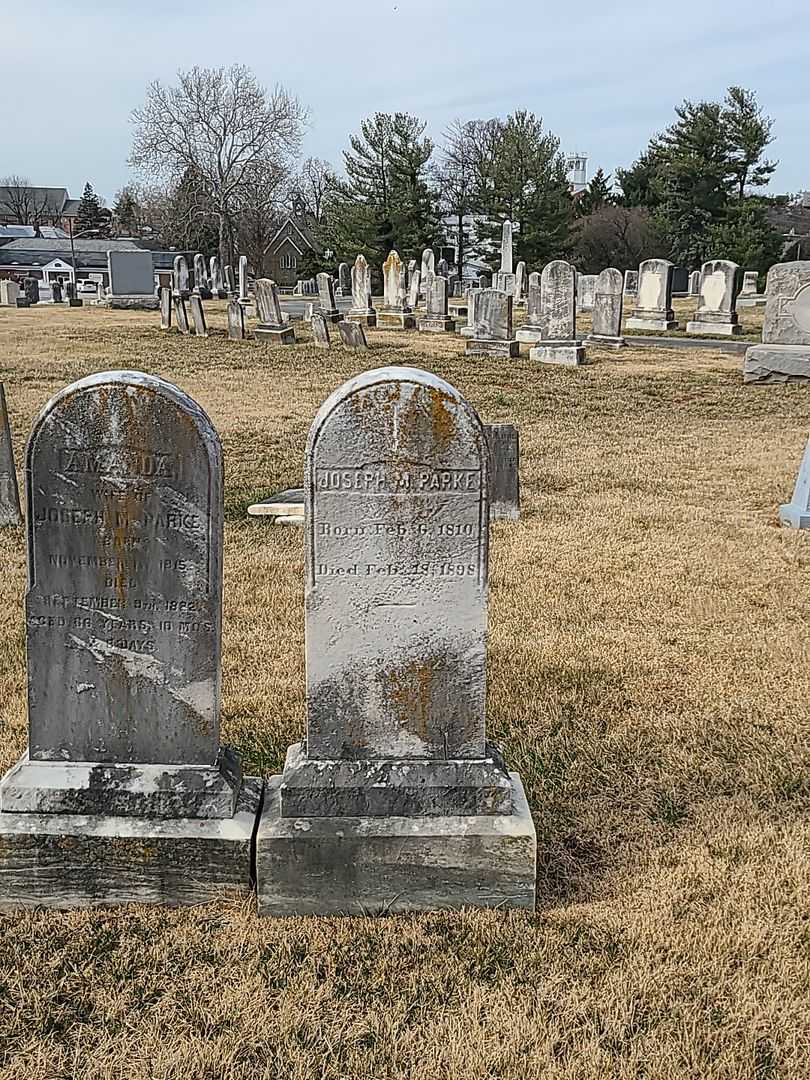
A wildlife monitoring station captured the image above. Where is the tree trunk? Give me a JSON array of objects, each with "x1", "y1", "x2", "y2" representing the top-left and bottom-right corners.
[{"x1": 456, "y1": 209, "x2": 465, "y2": 280}]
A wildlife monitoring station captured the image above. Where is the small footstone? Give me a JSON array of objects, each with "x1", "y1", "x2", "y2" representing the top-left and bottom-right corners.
[{"x1": 338, "y1": 320, "x2": 368, "y2": 351}]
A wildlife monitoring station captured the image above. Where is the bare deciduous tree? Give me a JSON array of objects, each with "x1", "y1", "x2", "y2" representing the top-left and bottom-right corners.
[
  {"x1": 129, "y1": 65, "x2": 307, "y2": 267},
  {"x1": 0, "y1": 175, "x2": 56, "y2": 233},
  {"x1": 291, "y1": 157, "x2": 339, "y2": 225}
]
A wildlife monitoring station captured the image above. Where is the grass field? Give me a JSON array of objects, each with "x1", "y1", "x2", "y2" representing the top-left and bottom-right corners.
[{"x1": 0, "y1": 300, "x2": 807, "y2": 1080}]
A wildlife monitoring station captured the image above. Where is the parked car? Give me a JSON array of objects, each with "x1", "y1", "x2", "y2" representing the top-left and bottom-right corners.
[{"x1": 77, "y1": 280, "x2": 100, "y2": 294}]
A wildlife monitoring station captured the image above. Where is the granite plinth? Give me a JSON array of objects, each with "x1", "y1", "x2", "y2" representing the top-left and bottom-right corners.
[
  {"x1": 255, "y1": 772, "x2": 535, "y2": 917},
  {"x1": 779, "y1": 503, "x2": 810, "y2": 528},
  {"x1": 586, "y1": 334, "x2": 626, "y2": 349},
  {"x1": 515, "y1": 326, "x2": 543, "y2": 344},
  {"x1": 320, "y1": 310, "x2": 343, "y2": 325},
  {"x1": 626, "y1": 318, "x2": 678, "y2": 331},
  {"x1": 247, "y1": 488, "x2": 305, "y2": 523},
  {"x1": 418, "y1": 315, "x2": 457, "y2": 333},
  {"x1": 377, "y1": 311, "x2": 416, "y2": 329},
  {"x1": 530, "y1": 342, "x2": 586, "y2": 366},
  {"x1": 737, "y1": 296, "x2": 767, "y2": 308},
  {"x1": 346, "y1": 311, "x2": 377, "y2": 327},
  {"x1": 68, "y1": 299, "x2": 83, "y2": 308},
  {"x1": 0, "y1": 777, "x2": 262, "y2": 910},
  {"x1": 743, "y1": 345, "x2": 810, "y2": 383},
  {"x1": 254, "y1": 325, "x2": 296, "y2": 345},
  {"x1": 465, "y1": 339, "x2": 519, "y2": 357},
  {"x1": 686, "y1": 321, "x2": 742, "y2": 336},
  {"x1": 105, "y1": 296, "x2": 160, "y2": 311},
  {"x1": 277, "y1": 742, "x2": 512, "y2": 817},
  {"x1": 0, "y1": 748, "x2": 242, "y2": 819}
]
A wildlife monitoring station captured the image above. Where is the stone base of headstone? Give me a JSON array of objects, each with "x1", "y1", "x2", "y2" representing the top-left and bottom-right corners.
[
  {"x1": 0, "y1": 776, "x2": 262, "y2": 910},
  {"x1": 586, "y1": 333, "x2": 626, "y2": 349},
  {"x1": 319, "y1": 309, "x2": 343, "y2": 325},
  {"x1": 105, "y1": 296, "x2": 161, "y2": 311},
  {"x1": 377, "y1": 310, "x2": 417, "y2": 330},
  {"x1": 15, "y1": 299, "x2": 31, "y2": 308},
  {"x1": 515, "y1": 326, "x2": 543, "y2": 344},
  {"x1": 198, "y1": 288, "x2": 213, "y2": 301},
  {"x1": 686, "y1": 319, "x2": 741, "y2": 336},
  {"x1": 418, "y1": 315, "x2": 457, "y2": 333},
  {"x1": 743, "y1": 345, "x2": 810, "y2": 383},
  {"x1": 254, "y1": 324, "x2": 296, "y2": 346},
  {"x1": 529, "y1": 341, "x2": 587, "y2": 366},
  {"x1": 68, "y1": 298, "x2": 83, "y2": 308},
  {"x1": 248, "y1": 488, "x2": 305, "y2": 525},
  {"x1": 779, "y1": 501, "x2": 810, "y2": 529},
  {"x1": 465, "y1": 338, "x2": 520, "y2": 358},
  {"x1": 626, "y1": 317, "x2": 678, "y2": 331},
  {"x1": 346, "y1": 311, "x2": 377, "y2": 327},
  {"x1": 448, "y1": 301, "x2": 469, "y2": 317},
  {"x1": 255, "y1": 770, "x2": 536, "y2": 917},
  {"x1": 737, "y1": 296, "x2": 767, "y2": 308}
]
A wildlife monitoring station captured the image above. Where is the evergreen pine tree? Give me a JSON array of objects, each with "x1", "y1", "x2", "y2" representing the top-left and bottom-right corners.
[
  {"x1": 75, "y1": 182, "x2": 110, "y2": 236},
  {"x1": 112, "y1": 186, "x2": 141, "y2": 236},
  {"x1": 575, "y1": 168, "x2": 614, "y2": 217}
]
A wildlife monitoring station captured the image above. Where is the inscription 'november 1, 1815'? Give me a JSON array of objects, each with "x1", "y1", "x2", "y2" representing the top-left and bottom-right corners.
[{"x1": 26, "y1": 371, "x2": 223, "y2": 767}]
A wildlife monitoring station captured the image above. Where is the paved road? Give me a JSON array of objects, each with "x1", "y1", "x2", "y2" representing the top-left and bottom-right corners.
[{"x1": 280, "y1": 296, "x2": 353, "y2": 321}]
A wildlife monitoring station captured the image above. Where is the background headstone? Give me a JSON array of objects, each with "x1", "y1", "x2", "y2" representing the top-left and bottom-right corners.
[
  {"x1": 0, "y1": 281, "x2": 20, "y2": 307},
  {"x1": 173, "y1": 255, "x2": 190, "y2": 298},
  {"x1": 189, "y1": 293, "x2": 208, "y2": 337},
  {"x1": 624, "y1": 270, "x2": 639, "y2": 295},
  {"x1": 311, "y1": 311, "x2": 331, "y2": 348},
  {"x1": 744, "y1": 261, "x2": 810, "y2": 382},
  {"x1": 227, "y1": 299, "x2": 246, "y2": 340},
  {"x1": 686, "y1": 260, "x2": 741, "y2": 336},
  {"x1": 238, "y1": 255, "x2": 249, "y2": 302},
  {"x1": 173, "y1": 294, "x2": 190, "y2": 334},
  {"x1": 0, "y1": 384, "x2": 22, "y2": 526},
  {"x1": 337, "y1": 320, "x2": 369, "y2": 351},
  {"x1": 529, "y1": 260, "x2": 585, "y2": 366},
  {"x1": 317, "y1": 272, "x2": 341, "y2": 323},
  {"x1": 418, "y1": 275, "x2": 456, "y2": 333},
  {"x1": 626, "y1": 259, "x2": 677, "y2": 331},
  {"x1": 108, "y1": 251, "x2": 154, "y2": 298},
  {"x1": 254, "y1": 279, "x2": 295, "y2": 345},
  {"x1": 465, "y1": 289, "x2": 518, "y2": 356},
  {"x1": 160, "y1": 286, "x2": 172, "y2": 330},
  {"x1": 348, "y1": 254, "x2": 376, "y2": 326},
  {"x1": 487, "y1": 423, "x2": 520, "y2": 522},
  {"x1": 516, "y1": 271, "x2": 543, "y2": 344},
  {"x1": 338, "y1": 262, "x2": 351, "y2": 297},
  {"x1": 587, "y1": 267, "x2": 625, "y2": 348},
  {"x1": 576, "y1": 274, "x2": 597, "y2": 313}
]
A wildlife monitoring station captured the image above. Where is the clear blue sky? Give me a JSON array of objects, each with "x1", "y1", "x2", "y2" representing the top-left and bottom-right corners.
[{"x1": 4, "y1": 0, "x2": 808, "y2": 203}]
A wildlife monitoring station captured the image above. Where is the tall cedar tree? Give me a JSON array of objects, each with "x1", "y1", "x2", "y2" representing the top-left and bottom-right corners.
[
  {"x1": 472, "y1": 111, "x2": 572, "y2": 267},
  {"x1": 75, "y1": 182, "x2": 110, "y2": 237},
  {"x1": 575, "y1": 168, "x2": 614, "y2": 217},
  {"x1": 112, "y1": 187, "x2": 141, "y2": 236},
  {"x1": 321, "y1": 112, "x2": 440, "y2": 268}
]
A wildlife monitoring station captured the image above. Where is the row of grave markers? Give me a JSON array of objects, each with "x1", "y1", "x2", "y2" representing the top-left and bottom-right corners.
[{"x1": 0, "y1": 367, "x2": 534, "y2": 915}]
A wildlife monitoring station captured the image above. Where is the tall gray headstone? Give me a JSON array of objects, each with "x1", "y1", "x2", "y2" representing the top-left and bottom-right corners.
[
  {"x1": 108, "y1": 251, "x2": 154, "y2": 299},
  {"x1": 689, "y1": 269, "x2": 701, "y2": 295},
  {"x1": 193, "y1": 253, "x2": 209, "y2": 296},
  {"x1": 516, "y1": 272, "x2": 543, "y2": 344},
  {"x1": 407, "y1": 270, "x2": 421, "y2": 311},
  {"x1": 514, "y1": 261, "x2": 526, "y2": 304},
  {"x1": 311, "y1": 311, "x2": 331, "y2": 349},
  {"x1": 0, "y1": 371, "x2": 260, "y2": 908},
  {"x1": 500, "y1": 220, "x2": 513, "y2": 275},
  {"x1": 379, "y1": 251, "x2": 415, "y2": 329},
  {"x1": 626, "y1": 259, "x2": 677, "y2": 331},
  {"x1": 238, "y1": 255, "x2": 249, "y2": 302},
  {"x1": 744, "y1": 262, "x2": 810, "y2": 382},
  {"x1": 160, "y1": 286, "x2": 172, "y2": 330},
  {"x1": 624, "y1": 270, "x2": 638, "y2": 295},
  {"x1": 0, "y1": 281, "x2": 20, "y2": 306},
  {"x1": 254, "y1": 279, "x2": 295, "y2": 345},
  {"x1": 224, "y1": 265, "x2": 236, "y2": 297},
  {"x1": 189, "y1": 293, "x2": 208, "y2": 337},
  {"x1": 338, "y1": 262, "x2": 351, "y2": 297},
  {"x1": 317, "y1": 272, "x2": 341, "y2": 323},
  {"x1": 465, "y1": 289, "x2": 519, "y2": 357},
  {"x1": 780, "y1": 436, "x2": 810, "y2": 527},
  {"x1": 418, "y1": 275, "x2": 456, "y2": 333},
  {"x1": 741, "y1": 271, "x2": 760, "y2": 296},
  {"x1": 173, "y1": 255, "x2": 190, "y2": 299},
  {"x1": 256, "y1": 366, "x2": 536, "y2": 916},
  {"x1": 529, "y1": 261, "x2": 586, "y2": 366},
  {"x1": 586, "y1": 267, "x2": 625, "y2": 348},
  {"x1": 686, "y1": 260, "x2": 741, "y2": 336},
  {"x1": 0, "y1": 384, "x2": 22, "y2": 526},
  {"x1": 227, "y1": 299, "x2": 246, "y2": 340},
  {"x1": 348, "y1": 254, "x2": 376, "y2": 326},
  {"x1": 173, "y1": 293, "x2": 190, "y2": 335},
  {"x1": 576, "y1": 274, "x2": 597, "y2": 313},
  {"x1": 210, "y1": 256, "x2": 226, "y2": 299}
]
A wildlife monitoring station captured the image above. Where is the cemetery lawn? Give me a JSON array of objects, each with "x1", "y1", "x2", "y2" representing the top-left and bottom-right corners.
[{"x1": 0, "y1": 303, "x2": 808, "y2": 1080}]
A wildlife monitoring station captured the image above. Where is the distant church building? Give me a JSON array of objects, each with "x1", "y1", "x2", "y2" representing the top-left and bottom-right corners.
[
  {"x1": 264, "y1": 196, "x2": 321, "y2": 288},
  {"x1": 566, "y1": 154, "x2": 588, "y2": 195}
]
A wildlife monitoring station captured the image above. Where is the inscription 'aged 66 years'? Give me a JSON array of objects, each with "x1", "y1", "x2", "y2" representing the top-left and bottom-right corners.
[{"x1": 25, "y1": 371, "x2": 222, "y2": 767}]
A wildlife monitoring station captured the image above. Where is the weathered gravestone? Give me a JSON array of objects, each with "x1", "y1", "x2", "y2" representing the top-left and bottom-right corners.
[
  {"x1": 317, "y1": 272, "x2": 341, "y2": 324},
  {"x1": 311, "y1": 311, "x2": 331, "y2": 349},
  {"x1": 338, "y1": 262, "x2": 351, "y2": 297},
  {"x1": 238, "y1": 255, "x2": 249, "y2": 303},
  {"x1": 224, "y1": 265, "x2": 236, "y2": 297},
  {"x1": 689, "y1": 270, "x2": 701, "y2": 295},
  {"x1": 514, "y1": 261, "x2": 526, "y2": 305},
  {"x1": 193, "y1": 253, "x2": 212, "y2": 299},
  {"x1": 624, "y1": 270, "x2": 638, "y2": 295},
  {"x1": 488, "y1": 423, "x2": 520, "y2": 521},
  {"x1": 338, "y1": 320, "x2": 369, "y2": 351},
  {"x1": 420, "y1": 249, "x2": 435, "y2": 299},
  {"x1": 173, "y1": 293, "x2": 190, "y2": 335},
  {"x1": 459, "y1": 288, "x2": 479, "y2": 338},
  {"x1": 107, "y1": 251, "x2": 155, "y2": 308},
  {"x1": 744, "y1": 261, "x2": 810, "y2": 382},
  {"x1": 51, "y1": 280, "x2": 63, "y2": 304},
  {"x1": 24, "y1": 277, "x2": 40, "y2": 304},
  {"x1": 586, "y1": 267, "x2": 625, "y2": 348},
  {"x1": 738, "y1": 269, "x2": 766, "y2": 308},
  {"x1": 516, "y1": 271, "x2": 543, "y2": 344},
  {"x1": 347, "y1": 254, "x2": 377, "y2": 327},
  {"x1": 173, "y1": 293, "x2": 190, "y2": 334},
  {"x1": 64, "y1": 281, "x2": 82, "y2": 307},
  {"x1": 0, "y1": 384, "x2": 22, "y2": 526},
  {"x1": 189, "y1": 294, "x2": 208, "y2": 337},
  {"x1": 255, "y1": 366, "x2": 536, "y2": 916},
  {"x1": 173, "y1": 255, "x2": 190, "y2": 299},
  {"x1": 529, "y1": 260, "x2": 586, "y2": 366},
  {"x1": 418, "y1": 275, "x2": 456, "y2": 333},
  {"x1": 159, "y1": 286, "x2": 172, "y2": 330},
  {"x1": 0, "y1": 371, "x2": 260, "y2": 908},
  {"x1": 254, "y1": 279, "x2": 295, "y2": 345},
  {"x1": 378, "y1": 250, "x2": 416, "y2": 329},
  {"x1": 227, "y1": 299, "x2": 246, "y2": 340},
  {"x1": 576, "y1": 274, "x2": 597, "y2": 313},
  {"x1": 0, "y1": 280, "x2": 20, "y2": 306},
  {"x1": 779, "y1": 436, "x2": 810, "y2": 528},
  {"x1": 465, "y1": 289, "x2": 519, "y2": 357},
  {"x1": 686, "y1": 260, "x2": 741, "y2": 336},
  {"x1": 210, "y1": 256, "x2": 226, "y2": 299},
  {"x1": 407, "y1": 270, "x2": 421, "y2": 311},
  {"x1": 626, "y1": 259, "x2": 677, "y2": 331}
]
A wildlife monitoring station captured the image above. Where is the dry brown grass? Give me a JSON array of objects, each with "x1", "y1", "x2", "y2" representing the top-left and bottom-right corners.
[{"x1": 0, "y1": 303, "x2": 807, "y2": 1080}]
